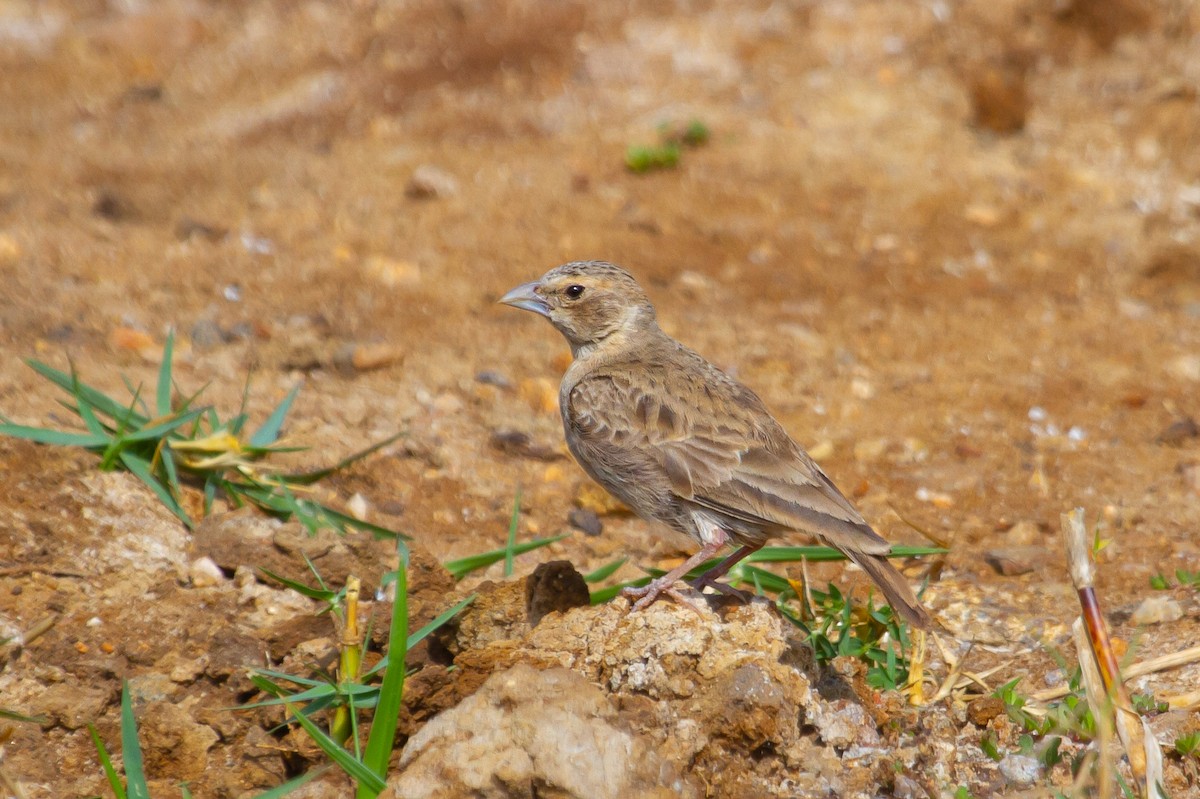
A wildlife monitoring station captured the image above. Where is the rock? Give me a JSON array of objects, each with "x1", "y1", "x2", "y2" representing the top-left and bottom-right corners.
[
  {"x1": 107, "y1": 326, "x2": 157, "y2": 357},
  {"x1": 422, "y1": 595, "x2": 860, "y2": 797},
  {"x1": 1157, "y1": 416, "x2": 1199, "y2": 445},
  {"x1": 39, "y1": 683, "x2": 111, "y2": 730},
  {"x1": 808, "y1": 698, "x2": 881, "y2": 749},
  {"x1": 138, "y1": 700, "x2": 219, "y2": 782},
  {"x1": 361, "y1": 255, "x2": 421, "y2": 288},
  {"x1": 968, "y1": 63, "x2": 1029, "y2": 134},
  {"x1": 966, "y1": 696, "x2": 1005, "y2": 727},
  {"x1": 567, "y1": 507, "x2": 602, "y2": 537},
  {"x1": 348, "y1": 342, "x2": 406, "y2": 371},
  {"x1": 190, "y1": 509, "x2": 401, "y2": 593},
  {"x1": 384, "y1": 663, "x2": 696, "y2": 799},
  {"x1": 489, "y1": 429, "x2": 561, "y2": 461},
  {"x1": 1003, "y1": 520, "x2": 1041, "y2": 546},
  {"x1": 475, "y1": 370, "x2": 512, "y2": 389},
  {"x1": 405, "y1": 165, "x2": 460, "y2": 200},
  {"x1": 1130, "y1": 595, "x2": 1184, "y2": 626},
  {"x1": 998, "y1": 753, "x2": 1041, "y2": 786},
  {"x1": 189, "y1": 556, "x2": 225, "y2": 587},
  {"x1": 982, "y1": 548, "x2": 1037, "y2": 576},
  {"x1": 525, "y1": 561, "x2": 589, "y2": 626},
  {"x1": 189, "y1": 319, "x2": 224, "y2": 349}
]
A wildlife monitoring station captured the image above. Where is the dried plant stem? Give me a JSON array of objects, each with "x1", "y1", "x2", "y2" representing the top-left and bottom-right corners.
[
  {"x1": 331, "y1": 576, "x2": 362, "y2": 746},
  {"x1": 1032, "y1": 643, "x2": 1200, "y2": 703},
  {"x1": 1061, "y1": 508, "x2": 1165, "y2": 799}
]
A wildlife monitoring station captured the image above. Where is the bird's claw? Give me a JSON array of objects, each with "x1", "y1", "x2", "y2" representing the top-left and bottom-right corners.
[{"x1": 621, "y1": 578, "x2": 708, "y2": 616}]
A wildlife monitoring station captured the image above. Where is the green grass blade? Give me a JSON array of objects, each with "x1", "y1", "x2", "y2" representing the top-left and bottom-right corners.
[
  {"x1": 258, "y1": 568, "x2": 340, "y2": 603},
  {"x1": 504, "y1": 489, "x2": 521, "y2": 578},
  {"x1": 160, "y1": 447, "x2": 181, "y2": 501},
  {"x1": 25, "y1": 358, "x2": 149, "y2": 426},
  {"x1": 119, "y1": 683, "x2": 150, "y2": 799},
  {"x1": 0, "y1": 424, "x2": 109, "y2": 448},
  {"x1": 282, "y1": 431, "x2": 407, "y2": 485},
  {"x1": 249, "y1": 385, "x2": 300, "y2": 448},
  {"x1": 589, "y1": 577, "x2": 650, "y2": 605},
  {"x1": 0, "y1": 708, "x2": 49, "y2": 724},
  {"x1": 118, "y1": 407, "x2": 208, "y2": 444},
  {"x1": 251, "y1": 766, "x2": 330, "y2": 799},
  {"x1": 745, "y1": 545, "x2": 947, "y2": 564},
  {"x1": 443, "y1": 534, "x2": 568, "y2": 581},
  {"x1": 730, "y1": 564, "x2": 792, "y2": 593},
  {"x1": 287, "y1": 702, "x2": 387, "y2": 794},
  {"x1": 119, "y1": 452, "x2": 194, "y2": 529},
  {"x1": 361, "y1": 556, "x2": 408, "y2": 798},
  {"x1": 120, "y1": 375, "x2": 152, "y2": 418},
  {"x1": 156, "y1": 332, "x2": 174, "y2": 417},
  {"x1": 88, "y1": 724, "x2": 127, "y2": 799},
  {"x1": 408, "y1": 595, "x2": 472, "y2": 650},
  {"x1": 364, "y1": 594, "x2": 474, "y2": 679},
  {"x1": 70, "y1": 369, "x2": 109, "y2": 437},
  {"x1": 311, "y1": 503, "x2": 411, "y2": 542},
  {"x1": 583, "y1": 558, "x2": 627, "y2": 583}
]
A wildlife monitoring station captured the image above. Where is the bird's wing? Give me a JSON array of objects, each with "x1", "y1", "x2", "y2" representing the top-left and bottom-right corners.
[{"x1": 567, "y1": 366, "x2": 891, "y2": 554}]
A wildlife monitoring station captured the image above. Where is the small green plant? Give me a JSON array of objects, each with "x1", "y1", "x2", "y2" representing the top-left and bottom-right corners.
[
  {"x1": 89, "y1": 683, "x2": 150, "y2": 799},
  {"x1": 625, "y1": 119, "x2": 711, "y2": 173},
  {"x1": 1150, "y1": 569, "x2": 1200, "y2": 590},
  {"x1": 953, "y1": 787, "x2": 978, "y2": 799},
  {"x1": 625, "y1": 142, "x2": 681, "y2": 173},
  {"x1": 1130, "y1": 692, "x2": 1168, "y2": 714},
  {"x1": 1176, "y1": 731, "x2": 1200, "y2": 758},
  {"x1": 0, "y1": 334, "x2": 406, "y2": 544},
  {"x1": 979, "y1": 731, "x2": 1003, "y2": 762},
  {"x1": 248, "y1": 545, "x2": 471, "y2": 798}
]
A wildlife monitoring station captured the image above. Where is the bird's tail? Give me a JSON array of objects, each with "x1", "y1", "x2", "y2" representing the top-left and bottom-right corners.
[{"x1": 842, "y1": 549, "x2": 932, "y2": 630}]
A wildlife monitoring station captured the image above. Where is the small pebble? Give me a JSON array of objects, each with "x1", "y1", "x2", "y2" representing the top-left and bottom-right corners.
[
  {"x1": 190, "y1": 319, "x2": 224, "y2": 348},
  {"x1": 1130, "y1": 595, "x2": 1183, "y2": 626},
  {"x1": 966, "y1": 696, "x2": 1004, "y2": 726},
  {"x1": 190, "y1": 556, "x2": 226, "y2": 588},
  {"x1": 405, "y1": 164, "x2": 459, "y2": 199},
  {"x1": 983, "y1": 549, "x2": 1035, "y2": 576},
  {"x1": 1157, "y1": 416, "x2": 1199, "y2": 445},
  {"x1": 347, "y1": 493, "x2": 370, "y2": 521},
  {"x1": 568, "y1": 508, "x2": 603, "y2": 537},
  {"x1": 998, "y1": 754, "x2": 1040, "y2": 786},
  {"x1": 362, "y1": 255, "x2": 421, "y2": 288},
  {"x1": 475, "y1": 370, "x2": 512, "y2": 389}
]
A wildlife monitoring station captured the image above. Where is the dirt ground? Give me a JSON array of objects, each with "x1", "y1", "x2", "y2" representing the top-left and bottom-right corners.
[{"x1": 2, "y1": 0, "x2": 1200, "y2": 796}]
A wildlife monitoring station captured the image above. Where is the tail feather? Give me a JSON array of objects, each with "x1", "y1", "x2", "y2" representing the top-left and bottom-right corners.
[{"x1": 842, "y1": 548, "x2": 932, "y2": 630}]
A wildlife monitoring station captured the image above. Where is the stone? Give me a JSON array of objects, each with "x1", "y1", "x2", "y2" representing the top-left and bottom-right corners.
[{"x1": 384, "y1": 663, "x2": 695, "y2": 799}]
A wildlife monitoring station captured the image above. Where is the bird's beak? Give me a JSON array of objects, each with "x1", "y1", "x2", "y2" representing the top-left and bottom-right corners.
[{"x1": 498, "y1": 281, "x2": 551, "y2": 317}]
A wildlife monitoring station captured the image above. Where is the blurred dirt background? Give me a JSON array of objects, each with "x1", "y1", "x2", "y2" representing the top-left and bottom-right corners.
[{"x1": 2, "y1": 0, "x2": 1200, "y2": 796}]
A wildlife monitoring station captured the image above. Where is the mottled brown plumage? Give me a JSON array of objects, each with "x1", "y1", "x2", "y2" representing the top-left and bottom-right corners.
[{"x1": 500, "y1": 261, "x2": 931, "y2": 628}]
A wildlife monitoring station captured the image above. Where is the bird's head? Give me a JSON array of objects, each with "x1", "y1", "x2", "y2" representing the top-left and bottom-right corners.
[{"x1": 499, "y1": 261, "x2": 657, "y2": 354}]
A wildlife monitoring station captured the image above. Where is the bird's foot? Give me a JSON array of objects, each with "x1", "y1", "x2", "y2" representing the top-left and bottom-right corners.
[
  {"x1": 621, "y1": 577, "x2": 707, "y2": 615},
  {"x1": 688, "y1": 575, "x2": 756, "y2": 604}
]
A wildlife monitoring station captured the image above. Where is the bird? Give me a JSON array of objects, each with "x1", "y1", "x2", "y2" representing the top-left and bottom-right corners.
[{"x1": 499, "y1": 260, "x2": 932, "y2": 629}]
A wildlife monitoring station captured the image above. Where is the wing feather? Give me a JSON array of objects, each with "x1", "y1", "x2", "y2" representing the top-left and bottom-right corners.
[{"x1": 565, "y1": 361, "x2": 890, "y2": 554}]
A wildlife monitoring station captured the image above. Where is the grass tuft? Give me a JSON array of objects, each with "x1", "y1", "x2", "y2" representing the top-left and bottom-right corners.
[{"x1": 0, "y1": 334, "x2": 408, "y2": 547}]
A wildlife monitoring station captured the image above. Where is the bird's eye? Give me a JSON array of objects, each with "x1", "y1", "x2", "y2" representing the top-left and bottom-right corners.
[{"x1": 564, "y1": 284, "x2": 585, "y2": 299}]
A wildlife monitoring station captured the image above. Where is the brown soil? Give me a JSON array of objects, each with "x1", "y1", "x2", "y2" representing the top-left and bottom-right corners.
[{"x1": 2, "y1": 0, "x2": 1199, "y2": 796}]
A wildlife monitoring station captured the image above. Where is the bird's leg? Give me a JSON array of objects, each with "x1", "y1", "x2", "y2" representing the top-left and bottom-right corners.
[
  {"x1": 689, "y1": 543, "x2": 763, "y2": 602},
  {"x1": 621, "y1": 532, "x2": 730, "y2": 613}
]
